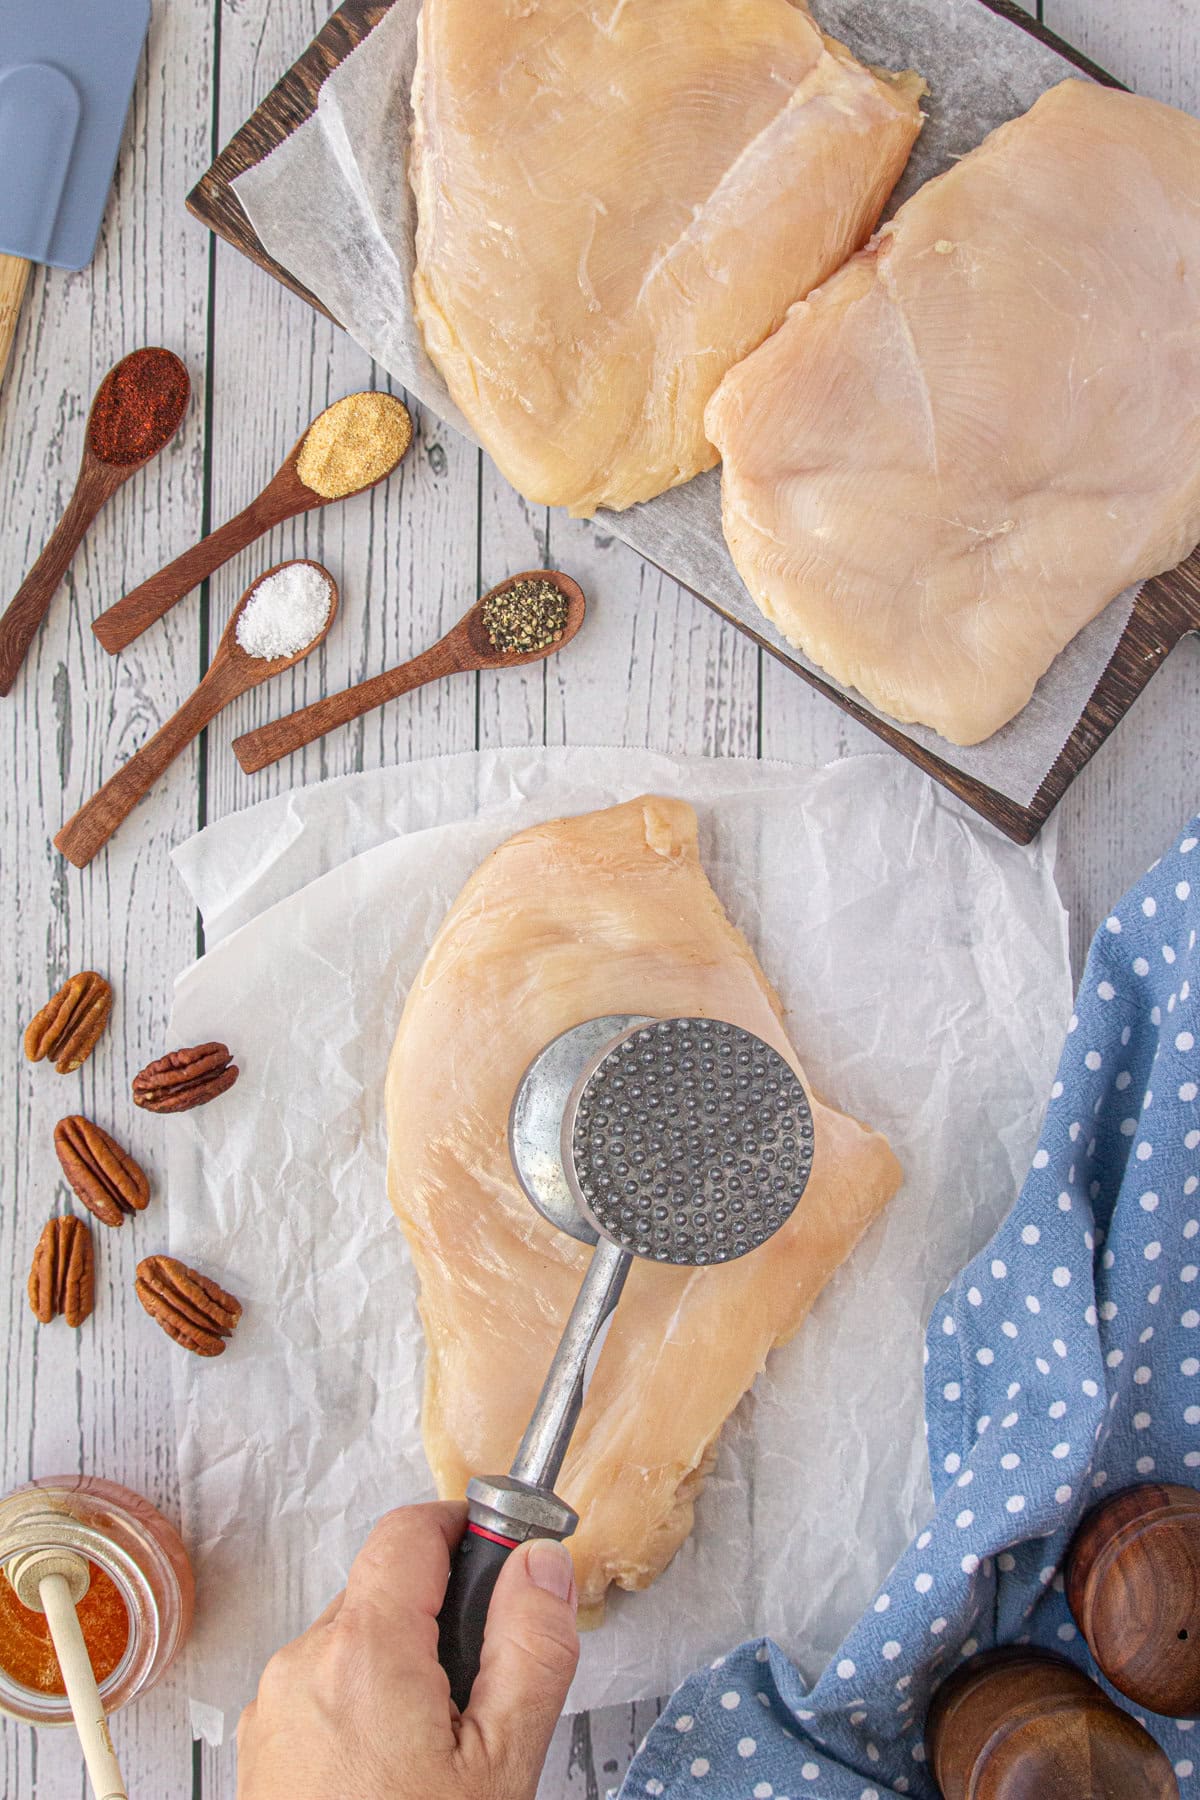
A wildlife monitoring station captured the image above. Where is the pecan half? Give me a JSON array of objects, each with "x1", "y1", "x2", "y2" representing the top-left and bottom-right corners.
[
  {"x1": 54, "y1": 1116, "x2": 149, "y2": 1228},
  {"x1": 132, "y1": 1043, "x2": 238, "y2": 1114},
  {"x1": 24, "y1": 973, "x2": 113, "y2": 1073},
  {"x1": 135, "y1": 1255, "x2": 242, "y2": 1357},
  {"x1": 28, "y1": 1217, "x2": 95, "y2": 1327}
]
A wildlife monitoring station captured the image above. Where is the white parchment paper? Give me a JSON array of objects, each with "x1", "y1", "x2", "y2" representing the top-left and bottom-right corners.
[
  {"x1": 231, "y1": 0, "x2": 1142, "y2": 808},
  {"x1": 163, "y1": 748, "x2": 1071, "y2": 1743}
]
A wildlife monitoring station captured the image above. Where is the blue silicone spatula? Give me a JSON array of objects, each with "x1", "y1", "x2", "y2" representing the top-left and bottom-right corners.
[{"x1": 0, "y1": 0, "x2": 150, "y2": 389}]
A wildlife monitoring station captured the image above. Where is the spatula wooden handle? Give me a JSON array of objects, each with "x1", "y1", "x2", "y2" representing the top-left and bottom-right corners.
[
  {"x1": 55, "y1": 670, "x2": 235, "y2": 867},
  {"x1": 232, "y1": 640, "x2": 460, "y2": 772},
  {"x1": 0, "y1": 460, "x2": 124, "y2": 696},
  {"x1": 0, "y1": 254, "x2": 31, "y2": 390},
  {"x1": 92, "y1": 497, "x2": 279, "y2": 654}
]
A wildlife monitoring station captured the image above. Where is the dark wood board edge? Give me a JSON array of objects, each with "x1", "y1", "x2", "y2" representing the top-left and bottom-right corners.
[
  {"x1": 630, "y1": 554, "x2": 1045, "y2": 843},
  {"x1": 1030, "y1": 561, "x2": 1200, "y2": 821},
  {"x1": 976, "y1": 0, "x2": 1127, "y2": 90},
  {"x1": 630, "y1": 549, "x2": 1193, "y2": 844},
  {"x1": 186, "y1": 0, "x2": 391, "y2": 318},
  {"x1": 185, "y1": 0, "x2": 1200, "y2": 844}
]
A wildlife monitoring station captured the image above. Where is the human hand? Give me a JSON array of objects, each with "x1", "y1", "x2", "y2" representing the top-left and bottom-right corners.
[{"x1": 237, "y1": 1501, "x2": 579, "y2": 1800}]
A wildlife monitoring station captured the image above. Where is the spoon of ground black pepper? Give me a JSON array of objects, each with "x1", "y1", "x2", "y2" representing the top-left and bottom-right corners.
[
  {"x1": 56, "y1": 560, "x2": 339, "y2": 867},
  {"x1": 232, "y1": 569, "x2": 585, "y2": 774},
  {"x1": 0, "y1": 347, "x2": 190, "y2": 696},
  {"x1": 91, "y1": 392, "x2": 412, "y2": 654}
]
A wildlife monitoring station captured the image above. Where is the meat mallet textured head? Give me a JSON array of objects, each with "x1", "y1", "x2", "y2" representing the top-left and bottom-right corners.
[{"x1": 567, "y1": 1018, "x2": 813, "y2": 1265}]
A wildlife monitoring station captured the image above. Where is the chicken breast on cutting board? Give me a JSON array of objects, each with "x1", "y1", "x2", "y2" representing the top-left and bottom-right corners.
[
  {"x1": 409, "y1": 0, "x2": 924, "y2": 518},
  {"x1": 706, "y1": 79, "x2": 1200, "y2": 746},
  {"x1": 385, "y1": 797, "x2": 901, "y2": 1622}
]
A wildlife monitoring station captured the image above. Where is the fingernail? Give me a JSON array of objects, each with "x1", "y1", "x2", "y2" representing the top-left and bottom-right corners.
[{"x1": 526, "y1": 1538, "x2": 576, "y2": 1603}]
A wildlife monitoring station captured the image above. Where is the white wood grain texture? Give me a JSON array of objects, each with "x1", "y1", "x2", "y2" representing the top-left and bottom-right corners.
[
  {"x1": 195, "y1": 286, "x2": 479, "y2": 814},
  {"x1": 198, "y1": 4, "x2": 480, "y2": 1792},
  {"x1": 197, "y1": 13, "x2": 479, "y2": 836},
  {"x1": 545, "y1": 516, "x2": 762, "y2": 760},
  {"x1": 131, "y1": 8, "x2": 1200, "y2": 1799},
  {"x1": 200, "y1": 368, "x2": 481, "y2": 808},
  {"x1": 767, "y1": 0, "x2": 1200, "y2": 985},
  {"x1": 541, "y1": 1699, "x2": 665, "y2": 1800},
  {"x1": 1, "y1": 6, "x2": 1193, "y2": 1800},
  {"x1": 194, "y1": 0, "x2": 479, "y2": 814},
  {"x1": 1039, "y1": 0, "x2": 1200, "y2": 975},
  {"x1": 477, "y1": 463, "x2": 549, "y2": 746},
  {"x1": 472, "y1": 415, "x2": 763, "y2": 1800},
  {"x1": 1047, "y1": 0, "x2": 1197, "y2": 108},
  {"x1": 0, "y1": 1, "x2": 212, "y2": 1796}
]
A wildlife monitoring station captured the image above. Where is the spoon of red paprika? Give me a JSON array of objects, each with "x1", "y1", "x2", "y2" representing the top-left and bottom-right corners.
[{"x1": 0, "y1": 347, "x2": 190, "y2": 697}]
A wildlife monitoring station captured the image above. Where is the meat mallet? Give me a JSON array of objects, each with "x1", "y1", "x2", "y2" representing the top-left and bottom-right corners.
[{"x1": 436, "y1": 1014, "x2": 815, "y2": 1710}]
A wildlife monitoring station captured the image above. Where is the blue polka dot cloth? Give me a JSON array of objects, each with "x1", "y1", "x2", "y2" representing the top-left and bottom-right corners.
[{"x1": 622, "y1": 816, "x2": 1200, "y2": 1800}]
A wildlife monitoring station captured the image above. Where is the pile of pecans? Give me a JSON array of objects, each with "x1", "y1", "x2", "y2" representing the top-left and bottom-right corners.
[{"x1": 22, "y1": 971, "x2": 244, "y2": 1355}]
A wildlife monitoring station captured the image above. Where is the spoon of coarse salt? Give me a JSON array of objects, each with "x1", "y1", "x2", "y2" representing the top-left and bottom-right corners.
[
  {"x1": 55, "y1": 560, "x2": 338, "y2": 868},
  {"x1": 92, "y1": 391, "x2": 411, "y2": 654},
  {"x1": 232, "y1": 568, "x2": 586, "y2": 773}
]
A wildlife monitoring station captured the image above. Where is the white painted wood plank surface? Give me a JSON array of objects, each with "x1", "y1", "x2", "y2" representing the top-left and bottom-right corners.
[
  {"x1": 0, "y1": 1, "x2": 213, "y2": 1795},
  {"x1": 1036, "y1": 0, "x2": 1200, "y2": 978},
  {"x1": 194, "y1": 21, "x2": 480, "y2": 837},
  {"x1": 477, "y1": 465, "x2": 763, "y2": 1800},
  {"x1": 1047, "y1": 0, "x2": 1197, "y2": 108},
  {"x1": 2, "y1": 4, "x2": 1198, "y2": 1800}
]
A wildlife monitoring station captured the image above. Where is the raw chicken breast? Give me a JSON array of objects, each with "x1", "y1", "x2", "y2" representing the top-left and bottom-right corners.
[
  {"x1": 385, "y1": 797, "x2": 901, "y2": 1622},
  {"x1": 410, "y1": 0, "x2": 923, "y2": 517},
  {"x1": 706, "y1": 79, "x2": 1200, "y2": 746}
]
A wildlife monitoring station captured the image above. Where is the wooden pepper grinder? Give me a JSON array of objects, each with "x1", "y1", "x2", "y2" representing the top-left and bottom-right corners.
[
  {"x1": 927, "y1": 1646, "x2": 1179, "y2": 1798},
  {"x1": 1066, "y1": 1481, "x2": 1200, "y2": 1716}
]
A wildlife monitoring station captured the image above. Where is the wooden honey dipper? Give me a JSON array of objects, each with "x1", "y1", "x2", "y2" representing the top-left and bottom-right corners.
[{"x1": 5, "y1": 1547, "x2": 127, "y2": 1800}]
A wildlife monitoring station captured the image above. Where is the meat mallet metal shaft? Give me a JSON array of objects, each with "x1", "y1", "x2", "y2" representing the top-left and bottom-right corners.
[{"x1": 436, "y1": 1015, "x2": 815, "y2": 1711}]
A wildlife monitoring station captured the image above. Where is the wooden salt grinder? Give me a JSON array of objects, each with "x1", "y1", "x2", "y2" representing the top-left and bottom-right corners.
[
  {"x1": 927, "y1": 1646, "x2": 1179, "y2": 1798},
  {"x1": 1066, "y1": 1481, "x2": 1200, "y2": 1717}
]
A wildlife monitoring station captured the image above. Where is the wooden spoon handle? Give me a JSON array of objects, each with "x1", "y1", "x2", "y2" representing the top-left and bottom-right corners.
[
  {"x1": 92, "y1": 496, "x2": 279, "y2": 654},
  {"x1": 232, "y1": 641, "x2": 460, "y2": 772},
  {"x1": 0, "y1": 254, "x2": 30, "y2": 390},
  {"x1": 0, "y1": 463, "x2": 121, "y2": 696},
  {"x1": 55, "y1": 671, "x2": 235, "y2": 867}
]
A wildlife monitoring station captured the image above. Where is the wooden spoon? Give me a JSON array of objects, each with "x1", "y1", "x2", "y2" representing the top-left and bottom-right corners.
[
  {"x1": 0, "y1": 347, "x2": 190, "y2": 695},
  {"x1": 92, "y1": 393, "x2": 413, "y2": 654},
  {"x1": 233, "y1": 569, "x2": 586, "y2": 774},
  {"x1": 55, "y1": 560, "x2": 339, "y2": 868}
]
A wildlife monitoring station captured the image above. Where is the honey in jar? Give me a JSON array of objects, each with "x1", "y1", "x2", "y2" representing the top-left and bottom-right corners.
[
  {"x1": 0, "y1": 1557, "x2": 129, "y2": 1694},
  {"x1": 0, "y1": 1475, "x2": 194, "y2": 1726}
]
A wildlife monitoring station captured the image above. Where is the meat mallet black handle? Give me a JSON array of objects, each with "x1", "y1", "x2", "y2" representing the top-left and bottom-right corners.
[{"x1": 438, "y1": 1525, "x2": 517, "y2": 1711}]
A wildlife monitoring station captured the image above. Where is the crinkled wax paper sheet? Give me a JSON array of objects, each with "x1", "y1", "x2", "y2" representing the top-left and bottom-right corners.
[
  {"x1": 165, "y1": 748, "x2": 1071, "y2": 1743},
  {"x1": 231, "y1": 0, "x2": 1141, "y2": 809}
]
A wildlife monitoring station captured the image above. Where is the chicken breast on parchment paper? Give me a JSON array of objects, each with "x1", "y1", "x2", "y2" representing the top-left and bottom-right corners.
[
  {"x1": 386, "y1": 797, "x2": 901, "y2": 1620},
  {"x1": 706, "y1": 80, "x2": 1200, "y2": 747},
  {"x1": 410, "y1": 0, "x2": 923, "y2": 517}
]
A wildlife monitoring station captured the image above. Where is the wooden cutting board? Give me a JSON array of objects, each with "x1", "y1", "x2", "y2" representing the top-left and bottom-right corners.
[{"x1": 187, "y1": 0, "x2": 1200, "y2": 845}]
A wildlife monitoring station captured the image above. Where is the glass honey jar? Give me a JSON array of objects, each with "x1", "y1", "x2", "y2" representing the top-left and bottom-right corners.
[{"x1": 0, "y1": 1475, "x2": 194, "y2": 1726}]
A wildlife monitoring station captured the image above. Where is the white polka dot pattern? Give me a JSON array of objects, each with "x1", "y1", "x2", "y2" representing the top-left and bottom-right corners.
[{"x1": 624, "y1": 819, "x2": 1200, "y2": 1799}]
